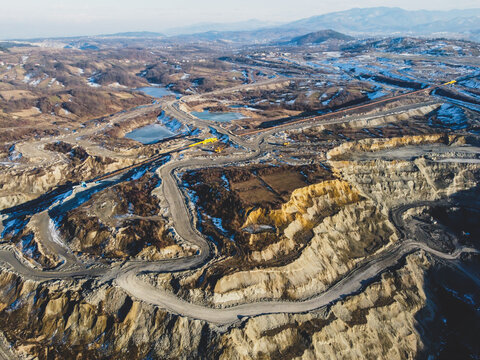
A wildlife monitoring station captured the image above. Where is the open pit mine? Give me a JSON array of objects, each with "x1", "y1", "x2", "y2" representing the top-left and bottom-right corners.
[{"x1": 0, "y1": 30, "x2": 479, "y2": 360}]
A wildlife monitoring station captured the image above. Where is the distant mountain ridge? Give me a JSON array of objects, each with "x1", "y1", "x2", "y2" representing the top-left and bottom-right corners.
[
  {"x1": 286, "y1": 30, "x2": 354, "y2": 45},
  {"x1": 280, "y1": 7, "x2": 480, "y2": 37},
  {"x1": 8, "y1": 7, "x2": 480, "y2": 44},
  {"x1": 103, "y1": 31, "x2": 164, "y2": 38},
  {"x1": 164, "y1": 19, "x2": 282, "y2": 36},
  {"x1": 167, "y1": 7, "x2": 480, "y2": 43}
]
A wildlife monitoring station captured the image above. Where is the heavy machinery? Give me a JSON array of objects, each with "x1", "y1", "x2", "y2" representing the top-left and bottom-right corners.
[
  {"x1": 188, "y1": 137, "x2": 218, "y2": 148},
  {"x1": 215, "y1": 145, "x2": 226, "y2": 153}
]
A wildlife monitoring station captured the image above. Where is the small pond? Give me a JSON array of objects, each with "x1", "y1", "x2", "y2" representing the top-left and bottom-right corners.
[
  {"x1": 125, "y1": 124, "x2": 175, "y2": 144},
  {"x1": 191, "y1": 110, "x2": 245, "y2": 122},
  {"x1": 136, "y1": 86, "x2": 179, "y2": 99}
]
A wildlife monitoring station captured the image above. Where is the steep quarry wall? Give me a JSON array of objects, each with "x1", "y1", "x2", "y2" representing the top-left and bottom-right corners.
[
  {"x1": 0, "y1": 269, "x2": 211, "y2": 359},
  {"x1": 218, "y1": 253, "x2": 432, "y2": 360},
  {"x1": 0, "y1": 154, "x2": 136, "y2": 211},
  {"x1": 203, "y1": 135, "x2": 480, "y2": 306},
  {"x1": 213, "y1": 197, "x2": 396, "y2": 305}
]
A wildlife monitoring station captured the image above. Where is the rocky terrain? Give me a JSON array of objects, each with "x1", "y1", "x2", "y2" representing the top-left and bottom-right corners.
[{"x1": 0, "y1": 35, "x2": 479, "y2": 360}]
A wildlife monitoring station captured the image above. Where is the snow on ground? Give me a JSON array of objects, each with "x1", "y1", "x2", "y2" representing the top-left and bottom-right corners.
[
  {"x1": 8, "y1": 145, "x2": 22, "y2": 162},
  {"x1": 22, "y1": 74, "x2": 33, "y2": 83},
  {"x1": 108, "y1": 82, "x2": 127, "y2": 88},
  {"x1": 460, "y1": 78, "x2": 480, "y2": 90},
  {"x1": 157, "y1": 111, "x2": 189, "y2": 134},
  {"x1": 220, "y1": 174, "x2": 230, "y2": 192},
  {"x1": 87, "y1": 73, "x2": 100, "y2": 87},
  {"x1": 429, "y1": 104, "x2": 469, "y2": 130},
  {"x1": 48, "y1": 219, "x2": 69, "y2": 249},
  {"x1": 366, "y1": 86, "x2": 387, "y2": 100}
]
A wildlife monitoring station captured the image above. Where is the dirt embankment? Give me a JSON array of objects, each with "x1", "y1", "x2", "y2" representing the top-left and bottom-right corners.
[
  {"x1": 0, "y1": 143, "x2": 136, "y2": 211},
  {"x1": 60, "y1": 174, "x2": 190, "y2": 260}
]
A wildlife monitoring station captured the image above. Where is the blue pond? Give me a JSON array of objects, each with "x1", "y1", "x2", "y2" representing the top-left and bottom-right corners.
[
  {"x1": 191, "y1": 110, "x2": 245, "y2": 122},
  {"x1": 136, "y1": 86, "x2": 179, "y2": 99},
  {"x1": 125, "y1": 124, "x2": 175, "y2": 144}
]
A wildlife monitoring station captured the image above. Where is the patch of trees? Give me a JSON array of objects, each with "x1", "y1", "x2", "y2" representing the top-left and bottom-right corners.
[
  {"x1": 61, "y1": 88, "x2": 149, "y2": 118},
  {"x1": 44, "y1": 141, "x2": 74, "y2": 154},
  {"x1": 0, "y1": 97, "x2": 37, "y2": 112},
  {"x1": 62, "y1": 89, "x2": 112, "y2": 117},
  {"x1": 169, "y1": 80, "x2": 190, "y2": 93},
  {"x1": 201, "y1": 59, "x2": 231, "y2": 71},
  {"x1": 95, "y1": 65, "x2": 142, "y2": 87},
  {"x1": 195, "y1": 78, "x2": 216, "y2": 92},
  {"x1": 143, "y1": 63, "x2": 174, "y2": 84}
]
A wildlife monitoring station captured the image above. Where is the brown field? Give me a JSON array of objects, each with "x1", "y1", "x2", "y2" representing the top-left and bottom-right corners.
[
  {"x1": 11, "y1": 107, "x2": 41, "y2": 117},
  {"x1": 0, "y1": 90, "x2": 37, "y2": 101}
]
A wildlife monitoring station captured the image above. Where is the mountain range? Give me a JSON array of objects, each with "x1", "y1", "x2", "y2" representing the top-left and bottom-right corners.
[
  {"x1": 281, "y1": 7, "x2": 480, "y2": 36},
  {"x1": 167, "y1": 7, "x2": 480, "y2": 43},
  {"x1": 6, "y1": 7, "x2": 480, "y2": 44}
]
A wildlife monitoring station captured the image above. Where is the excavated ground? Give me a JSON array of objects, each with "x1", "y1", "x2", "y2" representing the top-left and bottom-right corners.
[
  {"x1": 59, "y1": 173, "x2": 185, "y2": 260},
  {"x1": 0, "y1": 42, "x2": 479, "y2": 359}
]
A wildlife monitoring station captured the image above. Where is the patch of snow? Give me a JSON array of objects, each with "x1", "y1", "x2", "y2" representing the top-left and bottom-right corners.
[
  {"x1": 221, "y1": 174, "x2": 230, "y2": 192},
  {"x1": 460, "y1": 78, "x2": 480, "y2": 90},
  {"x1": 29, "y1": 78, "x2": 41, "y2": 87},
  {"x1": 87, "y1": 74, "x2": 100, "y2": 87},
  {"x1": 22, "y1": 73, "x2": 33, "y2": 83},
  {"x1": 157, "y1": 111, "x2": 189, "y2": 134},
  {"x1": 429, "y1": 104, "x2": 469, "y2": 130},
  {"x1": 366, "y1": 88, "x2": 387, "y2": 100},
  {"x1": 48, "y1": 219, "x2": 68, "y2": 249},
  {"x1": 8, "y1": 145, "x2": 22, "y2": 161},
  {"x1": 127, "y1": 168, "x2": 147, "y2": 181},
  {"x1": 108, "y1": 82, "x2": 127, "y2": 88}
]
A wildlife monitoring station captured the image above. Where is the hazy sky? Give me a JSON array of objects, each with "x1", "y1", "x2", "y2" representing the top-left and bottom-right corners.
[{"x1": 1, "y1": 0, "x2": 479, "y2": 39}]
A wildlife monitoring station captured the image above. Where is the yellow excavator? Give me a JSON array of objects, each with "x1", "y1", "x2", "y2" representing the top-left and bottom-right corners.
[
  {"x1": 443, "y1": 80, "x2": 457, "y2": 85},
  {"x1": 188, "y1": 137, "x2": 218, "y2": 148}
]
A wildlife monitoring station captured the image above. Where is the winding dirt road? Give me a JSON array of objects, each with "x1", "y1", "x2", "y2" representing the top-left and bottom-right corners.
[{"x1": 0, "y1": 76, "x2": 478, "y2": 328}]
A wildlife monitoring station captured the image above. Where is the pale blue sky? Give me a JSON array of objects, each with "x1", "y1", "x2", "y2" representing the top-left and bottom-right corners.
[{"x1": 1, "y1": 0, "x2": 479, "y2": 39}]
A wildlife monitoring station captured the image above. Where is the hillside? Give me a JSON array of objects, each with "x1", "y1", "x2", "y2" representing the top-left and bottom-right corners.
[
  {"x1": 281, "y1": 7, "x2": 480, "y2": 38},
  {"x1": 287, "y1": 29, "x2": 354, "y2": 45}
]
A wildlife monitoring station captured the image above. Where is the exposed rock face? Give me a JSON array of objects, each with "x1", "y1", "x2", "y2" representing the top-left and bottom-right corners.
[
  {"x1": 216, "y1": 253, "x2": 433, "y2": 360},
  {"x1": 13, "y1": 213, "x2": 63, "y2": 269},
  {"x1": 329, "y1": 135, "x2": 480, "y2": 209},
  {"x1": 327, "y1": 133, "x2": 461, "y2": 160},
  {"x1": 0, "y1": 251, "x2": 474, "y2": 360},
  {"x1": 0, "y1": 270, "x2": 212, "y2": 359},
  {"x1": 334, "y1": 157, "x2": 480, "y2": 209},
  {"x1": 0, "y1": 149, "x2": 136, "y2": 211},
  {"x1": 212, "y1": 181, "x2": 396, "y2": 305},
  {"x1": 1, "y1": 134, "x2": 479, "y2": 359}
]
